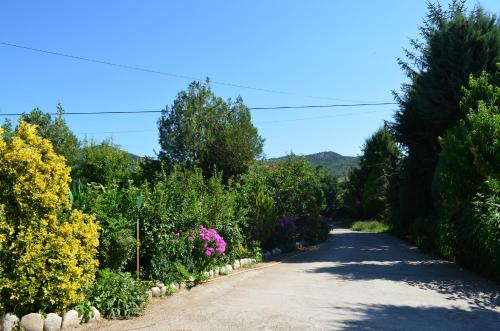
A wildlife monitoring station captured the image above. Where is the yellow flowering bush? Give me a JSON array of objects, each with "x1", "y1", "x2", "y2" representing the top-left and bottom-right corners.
[{"x1": 0, "y1": 122, "x2": 99, "y2": 315}]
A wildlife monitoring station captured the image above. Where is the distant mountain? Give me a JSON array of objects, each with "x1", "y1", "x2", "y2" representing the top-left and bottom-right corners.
[{"x1": 267, "y1": 151, "x2": 359, "y2": 177}]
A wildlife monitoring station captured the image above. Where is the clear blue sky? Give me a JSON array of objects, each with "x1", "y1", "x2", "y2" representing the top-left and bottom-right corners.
[{"x1": 1, "y1": 1, "x2": 498, "y2": 158}]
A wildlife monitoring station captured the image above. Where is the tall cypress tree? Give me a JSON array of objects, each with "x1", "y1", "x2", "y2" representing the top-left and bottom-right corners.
[{"x1": 390, "y1": 1, "x2": 500, "y2": 226}]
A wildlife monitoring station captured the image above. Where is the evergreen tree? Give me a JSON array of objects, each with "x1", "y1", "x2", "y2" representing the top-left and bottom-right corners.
[
  {"x1": 390, "y1": 1, "x2": 500, "y2": 225},
  {"x1": 19, "y1": 102, "x2": 80, "y2": 166},
  {"x1": 344, "y1": 127, "x2": 400, "y2": 220},
  {"x1": 158, "y1": 80, "x2": 263, "y2": 180}
]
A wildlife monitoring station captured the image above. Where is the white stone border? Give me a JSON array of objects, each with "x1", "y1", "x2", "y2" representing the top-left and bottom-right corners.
[{"x1": 1, "y1": 307, "x2": 101, "y2": 331}]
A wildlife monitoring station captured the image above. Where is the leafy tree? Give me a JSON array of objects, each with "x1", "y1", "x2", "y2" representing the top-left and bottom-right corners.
[
  {"x1": 0, "y1": 118, "x2": 13, "y2": 142},
  {"x1": 343, "y1": 166, "x2": 367, "y2": 219},
  {"x1": 315, "y1": 165, "x2": 341, "y2": 217},
  {"x1": 20, "y1": 103, "x2": 80, "y2": 166},
  {"x1": 344, "y1": 127, "x2": 400, "y2": 220},
  {"x1": 390, "y1": 1, "x2": 500, "y2": 225},
  {"x1": 252, "y1": 183, "x2": 277, "y2": 244},
  {"x1": 0, "y1": 122, "x2": 98, "y2": 315},
  {"x1": 158, "y1": 80, "x2": 263, "y2": 180},
  {"x1": 74, "y1": 139, "x2": 139, "y2": 186}
]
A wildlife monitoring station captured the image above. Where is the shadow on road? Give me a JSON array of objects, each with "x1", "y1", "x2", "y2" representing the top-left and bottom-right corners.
[
  {"x1": 328, "y1": 303, "x2": 499, "y2": 330},
  {"x1": 285, "y1": 231, "x2": 500, "y2": 310}
]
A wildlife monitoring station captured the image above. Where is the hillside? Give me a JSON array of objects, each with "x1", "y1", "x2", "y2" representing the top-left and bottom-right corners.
[{"x1": 267, "y1": 151, "x2": 359, "y2": 177}]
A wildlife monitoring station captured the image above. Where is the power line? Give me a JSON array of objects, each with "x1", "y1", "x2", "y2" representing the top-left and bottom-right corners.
[
  {"x1": 250, "y1": 102, "x2": 396, "y2": 110},
  {"x1": 1, "y1": 41, "x2": 368, "y2": 102},
  {"x1": 256, "y1": 108, "x2": 394, "y2": 125},
  {"x1": 0, "y1": 102, "x2": 396, "y2": 117},
  {"x1": 73, "y1": 108, "x2": 394, "y2": 136}
]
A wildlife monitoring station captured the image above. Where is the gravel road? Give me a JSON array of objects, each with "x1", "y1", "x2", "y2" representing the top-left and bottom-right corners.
[{"x1": 89, "y1": 228, "x2": 499, "y2": 331}]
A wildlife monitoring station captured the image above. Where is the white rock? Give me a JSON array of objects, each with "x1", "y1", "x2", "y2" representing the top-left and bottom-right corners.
[
  {"x1": 226, "y1": 264, "x2": 233, "y2": 273},
  {"x1": 89, "y1": 307, "x2": 101, "y2": 322},
  {"x1": 232, "y1": 260, "x2": 240, "y2": 270},
  {"x1": 179, "y1": 282, "x2": 187, "y2": 290},
  {"x1": 20, "y1": 313, "x2": 44, "y2": 331},
  {"x1": 214, "y1": 267, "x2": 220, "y2": 276},
  {"x1": 2, "y1": 313, "x2": 19, "y2": 331},
  {"x1": 147, "y1": 289, "x2": 153, "y2": 300},
  {"x1": 160, "y1": 286, "x2": 167, "y2": 296},
  {"x1": 44, "y1": 313, "x2": 62, "y2": 331},
  {"x1": 263, "y1": 251, "x2": 272, "y2": 259},
  {"x1": 61, "y1": 310, "x2": 80, "y2": 330},
  {"x1": 170, "y1": 282, "x2": 179, "y2": 291},
  {"x1": 151, "y1": 286, "x2": 161, "y2": 297},
  {"x1": 168, "y1": 283, "x2": 177, "y2": 293},
  {"x1": 156, "y1": 282, "x2": 165, "y2": 288},
  {"x1": 203, "y1": 271, "x2": 210, "y2": 279},
  {"x1": 209, "y1": 270, "x2": 214, "y2": 278},
  {"x1": 251, "y1": 258, "x2": 256, "y2": 263}
]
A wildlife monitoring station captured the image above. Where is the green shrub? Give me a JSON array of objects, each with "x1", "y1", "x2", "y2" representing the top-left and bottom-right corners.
[
  {"x1": 241, "y1": 156, "x2": 328, "y2": 247},
  {"x1": 71, "y1": 182, "x2": 138, "y2": 272},
  {"x1": 73, "y1": 139, "x2": 140, "y2": 186},
  {"x1": 88, "y1": 269, "x2": 149, "y2": 319},
  {"x1": 139, "y1": 168, "x2": 244, "y2": 281},
  {"x1": 457, "y1": 180, "x2": 500, "y2": 280},
  {"x1": 433, "y1": 71, "x2": 499, "y2": 278}
]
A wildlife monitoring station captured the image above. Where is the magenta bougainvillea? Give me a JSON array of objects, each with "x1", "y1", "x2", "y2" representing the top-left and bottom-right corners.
[{"x1": 197, "y1": 225, "x2": 226, "y2": 256}]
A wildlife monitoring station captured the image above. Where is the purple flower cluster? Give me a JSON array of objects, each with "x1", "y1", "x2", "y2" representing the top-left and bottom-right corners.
[
  {"x1": 277, "y1": 217, "x2": 297, "y2": 233},
  {"x1": 320, "y1": 215, "x2": 329, "y2": 224},
  {"x1": 197, "y1": 226, "x2": 226, "y2": 257}
]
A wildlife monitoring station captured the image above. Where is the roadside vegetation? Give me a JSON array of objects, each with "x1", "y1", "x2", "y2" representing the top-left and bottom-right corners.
[
  {"x1": 343, "y1": 1, "x2": 500, "y2": 281},
  {"x1": 0, "y1": 0, "x2": 498, "y2": 323},
  {"x1": 0, "y1": 80, "x2": 337, "y2": 319}
]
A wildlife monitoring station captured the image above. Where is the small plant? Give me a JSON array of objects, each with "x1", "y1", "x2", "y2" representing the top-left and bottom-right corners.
[
  {"x1": 174, "y1": 262, "x2": 193, "y2": 284},
  {"x1": 250, "y1": 240, "x2": 263, "y2": 262},
  {"x1": 88, "y1": 269, "x2": 149, "y2": 319},
  {"x1": 165, "y1": 284, "x2": 176, "y2": 296},
  {"x1": 74, "y1": 300, "x2": 93, "y2": 323}
]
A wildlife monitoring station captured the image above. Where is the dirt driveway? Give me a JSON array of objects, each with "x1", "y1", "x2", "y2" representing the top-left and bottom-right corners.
[{"x1": 88, "y1": 228, "x2": 499, "y2": 330}]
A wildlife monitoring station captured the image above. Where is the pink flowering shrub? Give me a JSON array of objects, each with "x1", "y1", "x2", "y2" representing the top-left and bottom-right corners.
[{"x1": 184, "y1": 226, "x2": 227, "y2": 272}]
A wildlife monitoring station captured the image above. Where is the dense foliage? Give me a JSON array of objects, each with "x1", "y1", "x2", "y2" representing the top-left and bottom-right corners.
[
  {"x1": 340, "y1": 2, "x2": 499, "y2": 281},
  {"x1": 344, "y1": 127, "x2": 399, "y2": 220},
  {"x1": 74, "y1": 139, "x2": 140, "y2": 186},
  {"x1": 138, "y1": 169, "x2": 245, "y2": 282},
  {"x1": 241, "y1": 155, "x2": 331, "y2": 249},
  {"x1": 88, "y1": 269, "x2": 149, "y2": 319},
  {"x1": 433, "y1": 71, "x2": 499, "y2": 278},
  {"x1": 390, "y1": 1, "x2": 500, "y2": 228},
  {"x1": 0, "y1": 122, "x2": 99, "y2": 315},
  {"x1": 18, "y1": 103, "x2": 80, "y2": 167}
]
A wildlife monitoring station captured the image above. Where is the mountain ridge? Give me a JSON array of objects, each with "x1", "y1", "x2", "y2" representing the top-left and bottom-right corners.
[{"x1": 267, "y1": 151, "x2": 358, "y2": 177}]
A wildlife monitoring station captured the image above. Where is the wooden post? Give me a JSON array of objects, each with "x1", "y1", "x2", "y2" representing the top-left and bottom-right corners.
[{"x1": 136, "y1": 217, "x2": 140, "y2": 280}]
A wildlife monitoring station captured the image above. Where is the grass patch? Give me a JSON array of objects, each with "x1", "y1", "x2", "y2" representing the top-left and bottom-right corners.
[{"x1": 351, "y1": 220, "x2": 389, "y2": 233}]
